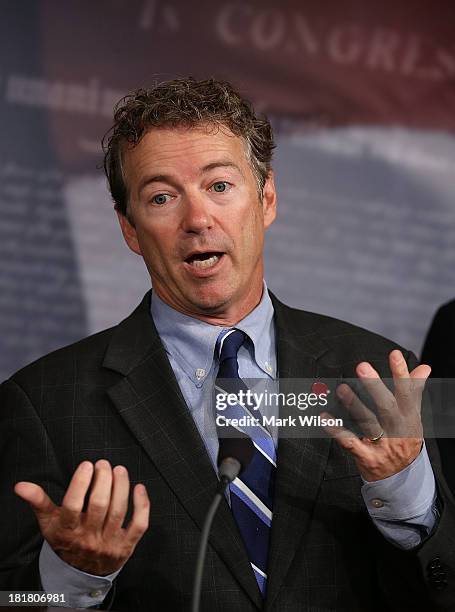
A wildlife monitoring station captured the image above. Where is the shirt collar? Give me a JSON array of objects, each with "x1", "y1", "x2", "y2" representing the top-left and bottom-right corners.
[{"x1": 151, "y1": 281, "x2": 276, "y2": 386}]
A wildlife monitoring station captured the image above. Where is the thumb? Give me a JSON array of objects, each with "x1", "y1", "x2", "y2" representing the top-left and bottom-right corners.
[{"x1": 15, "y1": 482, "x2": 56, "y2": 520}]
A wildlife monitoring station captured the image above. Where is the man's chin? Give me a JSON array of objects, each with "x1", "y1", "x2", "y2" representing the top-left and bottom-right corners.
[
  {"x1": 188, "y1": 291, "x2": 232, "y2": 314},
  {"x1": 154, "y1": 277, "x2": 260, "y2": 321}
]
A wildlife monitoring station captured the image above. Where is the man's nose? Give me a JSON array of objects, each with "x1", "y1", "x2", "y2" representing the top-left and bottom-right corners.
[{"x1": 180, "y1": 191, "x2": 214, "y2": 233}]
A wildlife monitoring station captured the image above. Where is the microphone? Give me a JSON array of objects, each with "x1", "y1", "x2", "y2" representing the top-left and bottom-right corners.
[
  {"x1": 191, "y1": 434, "x2": 254, "y2": 612},
  {"x1": 217, "y1": 434, "x2": 255, "y2": 487}
]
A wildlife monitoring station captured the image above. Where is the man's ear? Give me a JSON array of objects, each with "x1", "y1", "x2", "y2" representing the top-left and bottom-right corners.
[
  {"x1": 117, "y1": 211, "x2": 143, "y2": 256},
  {"x1": 262, "y1": 171, "x2": 277, "y2": 229}
]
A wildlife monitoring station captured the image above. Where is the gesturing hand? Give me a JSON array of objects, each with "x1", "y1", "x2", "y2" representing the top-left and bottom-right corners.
[
  {"x1": 14, "y1": 459, "x2": 150, "y2": 576},
  {"x1": 322, "y1": 350, "x2": 431, "y2": 482}
]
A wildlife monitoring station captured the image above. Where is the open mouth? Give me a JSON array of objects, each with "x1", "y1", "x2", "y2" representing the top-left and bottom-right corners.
[{"x1": 185, "y1": 252, "x2": 224, "y2": 270}]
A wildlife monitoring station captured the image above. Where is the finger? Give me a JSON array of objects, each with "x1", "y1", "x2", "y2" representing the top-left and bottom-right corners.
[
  {"x1": 85, "y1": 459, "x2": 113, "y2": 531},
  {"x1": 356, "y1": 361, "x2": 396, "y2": 423},
  {"x1": 391, "y1": 352, "x2": 431, "y2": 422},
  {"x1": 60, "y1": 461, "x2": 94, "y2": 529},
  {"x1": 103, "y1": 465, "x2": 130, "y2": 536},
  {"x1": 336, "y1": 384, "x2": 383, "y2": 439},
  {"x1": 410, "y1": 363, "x2": 432, "y2": 397},
  {"x1": 125, "y1": 484, "x2": 150, "y2": 545},
  {"x1": 408, "y1": 364, "x2": 432, "y2": 432},
  {"x1": 321, "y1": 412, "x2": 376, "y2": 462},
  {"x1": 389, "y1": 350, "x2": 413, "y2": 407},
  {"x1": 389, "y1": 350, "x2": 410, "y2": 378},
  {"x1": 14, "y1": 482, "x2": 57, "y2": 519}
]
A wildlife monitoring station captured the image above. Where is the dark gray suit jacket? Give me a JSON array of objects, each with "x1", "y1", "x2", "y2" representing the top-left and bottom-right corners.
[
  {"x1": 1, "y1": 291, "x2": 455, "y2": 611},
  {"x1": 422, "y1": 299, "x2": 455, "y2": 497}
]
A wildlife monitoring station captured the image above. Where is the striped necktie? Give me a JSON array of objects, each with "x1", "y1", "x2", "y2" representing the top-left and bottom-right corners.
[{"x1": 215, "y1": 328, "x2": 276, "y2": 596}]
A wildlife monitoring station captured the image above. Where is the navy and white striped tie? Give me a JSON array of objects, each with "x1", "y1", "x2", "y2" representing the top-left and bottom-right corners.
[{"x1": 215, "y1": 328, "x2": 276, "y2": 596}]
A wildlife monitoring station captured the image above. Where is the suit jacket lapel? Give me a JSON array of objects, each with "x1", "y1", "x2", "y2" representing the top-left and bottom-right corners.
[
  {"x1": 103, "y1": 292, "x2": 263, "y2": 610},
  {"x1": 265, "y1": 294, "x2": 340, "y2": 610}
]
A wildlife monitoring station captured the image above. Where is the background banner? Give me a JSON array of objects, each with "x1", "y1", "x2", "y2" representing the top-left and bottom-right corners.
[{"x1": 1, "y1": 0, "x2": 454, "y2": 379}]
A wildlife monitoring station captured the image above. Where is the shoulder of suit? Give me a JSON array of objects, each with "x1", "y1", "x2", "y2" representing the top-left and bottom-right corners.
[
  {"x1": 8, "y1": 293, "x2": 153, "y2": 389},
  {"x1": 434, "y1": 298, "x2": 455, "y2": 320},
  {"x1": 8, "y1": 324, "x2": 117, "y2": 388},
  {"x1": 9, "y1": 291, "x2": 415, "y2": 386},
  {"x1": 271, "y1": 295, "x2": 413, "y2": 362}
]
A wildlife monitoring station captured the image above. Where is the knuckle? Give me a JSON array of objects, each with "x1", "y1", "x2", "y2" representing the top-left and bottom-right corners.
[
  {"x1": 61, "y1": 501, "x2": 80, "y2": 514},
  {"x1": 341, "y1": 438, "x2": 355, "y2": 450},
  {"x1": 346, "y1": 399, "x2": 357, "y2": 413},
  {"x1": 141, "y1": 517, "x2": 150, "y2": 531},
  {"x1": 108, "y1": 510, "x2": 124, "y2": 524},
  {"x1": 89, "y1": 499, "x2": 108, "y2": 514},
  {"x1": 399, "y1": 387, "x2": 412, "y2": 402},
  {"x1": 385, "y1": 396, "x2": 396, "y2": 413},
  {"x1": 52, "y1": 532, "x2": 74, "y2": 548},
  {"x1": 79, "y1": 539, "x2": 99, "y2": 555},
  {"x1": 133, "y1": 517, "x2": 150, "y2": 534}
]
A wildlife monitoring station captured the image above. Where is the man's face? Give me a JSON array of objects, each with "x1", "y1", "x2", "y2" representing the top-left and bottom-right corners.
[{"x1": 117, "y1": 124, "x2": 276, "y2": 324}]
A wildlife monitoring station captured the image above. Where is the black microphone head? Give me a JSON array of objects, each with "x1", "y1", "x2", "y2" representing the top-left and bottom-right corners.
[{"x1": 217, "y1": 430, "x2": 255, "y2": 475}]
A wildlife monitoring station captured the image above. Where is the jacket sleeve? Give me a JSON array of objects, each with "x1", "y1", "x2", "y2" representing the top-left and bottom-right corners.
[
  {"x1": 0, "y1": 378, "x2": 65, "y2": 591},
  {"x1": 375, "y1": 350, "x2": 455, "y2": 611}
]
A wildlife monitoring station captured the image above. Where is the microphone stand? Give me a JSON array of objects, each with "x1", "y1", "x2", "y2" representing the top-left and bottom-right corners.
[{"x1": 191, "y1": 458, "x2": 241, "y2": 612}]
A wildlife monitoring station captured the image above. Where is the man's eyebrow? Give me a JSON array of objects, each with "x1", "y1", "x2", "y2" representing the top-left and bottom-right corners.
[
  {"x1": 201, "y1": 161, "x2": 243, "y2": 174},
  {"x1": 138, "y1": 162, "x2": 243, "y2": 194},
  {"x1": 137, "y1": 174, "x2": 176, "y2": 194}
]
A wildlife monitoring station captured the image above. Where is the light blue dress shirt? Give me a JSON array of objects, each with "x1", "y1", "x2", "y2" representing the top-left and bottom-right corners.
[{"x1": 39, "y1": 285, "x2": 438, "y2": 607}]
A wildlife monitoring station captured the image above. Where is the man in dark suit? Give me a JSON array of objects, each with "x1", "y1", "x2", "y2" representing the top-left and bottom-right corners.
[
  {"x1": 422, "y1": 300, "x2": 455, "y2": 496},
  {"x1": 1, "y1": 78, "x2": 455, "y2": 611}
]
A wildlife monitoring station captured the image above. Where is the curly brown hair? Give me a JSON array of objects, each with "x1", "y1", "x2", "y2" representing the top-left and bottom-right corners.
[{"x1": 102, "y1": 77, "x2": 275, "y2": 218}]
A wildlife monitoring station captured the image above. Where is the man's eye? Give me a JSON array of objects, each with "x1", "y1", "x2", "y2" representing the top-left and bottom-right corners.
[
  {"x1": 211, "y1": 181, "x2": 229, "y2": 193},
  {"x1": 152, "y1": 194, "x2": 171, "y2": 205}
]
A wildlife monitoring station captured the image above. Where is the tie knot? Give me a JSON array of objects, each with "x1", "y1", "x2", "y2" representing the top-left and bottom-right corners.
[{"x1": 216, "y1": 328, "x2": 246, "y2": 363}]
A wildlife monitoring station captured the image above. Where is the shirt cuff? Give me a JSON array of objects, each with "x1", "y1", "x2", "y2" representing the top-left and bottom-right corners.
[
  {"x1": 361, "y1": 442, "x2": 436, "y2": 520},
  {"x1": 39, "y1": 540, "x2": 121, "y2": 608}
]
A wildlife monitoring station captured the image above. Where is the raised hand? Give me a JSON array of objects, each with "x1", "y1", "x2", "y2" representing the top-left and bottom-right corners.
[
  {"x1": 14, "y1": 459, "x2": 150, "y2": 575},
  {"x1": 322, "y1": 349, "x2": 431, "y2": 482}
]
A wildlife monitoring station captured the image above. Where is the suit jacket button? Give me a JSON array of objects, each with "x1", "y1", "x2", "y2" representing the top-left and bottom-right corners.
[
  {"x1": 431, "y1": 570, "x2": 446, "y2": 578},
  {"x1": 428, "y1": 557, "x2": 441, "y2": 571},
  {"x1": 370, "y1": 498, "x2": 384, "y2": 508},
  {"x1": 431, "y1": 579, "x2": 448, "y2": 591}
]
